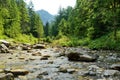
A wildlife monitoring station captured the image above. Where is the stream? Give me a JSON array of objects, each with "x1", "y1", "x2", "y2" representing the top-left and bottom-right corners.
[{"x1": 0, "y1": 43, "x2": 120, "y2": 80}]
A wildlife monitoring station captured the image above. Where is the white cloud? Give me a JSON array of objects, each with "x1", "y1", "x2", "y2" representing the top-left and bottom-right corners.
[{"x1": 25, "y1": 0, "x2": 76, "y2": 15}]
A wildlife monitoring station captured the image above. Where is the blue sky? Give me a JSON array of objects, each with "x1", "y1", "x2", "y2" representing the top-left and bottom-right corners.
[{"x1": 25, "y1": 0, "x2": 76, "y2": 15}]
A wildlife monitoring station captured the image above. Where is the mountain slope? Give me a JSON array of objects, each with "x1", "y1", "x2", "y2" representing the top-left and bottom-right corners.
[{"x1": 36, "y1": 9, "x2": 54, "y2": 25}]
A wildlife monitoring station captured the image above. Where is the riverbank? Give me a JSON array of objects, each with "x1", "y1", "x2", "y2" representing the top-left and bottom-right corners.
[{"x1": 0, "y1": 41, "x2": 120, "y2": 80}]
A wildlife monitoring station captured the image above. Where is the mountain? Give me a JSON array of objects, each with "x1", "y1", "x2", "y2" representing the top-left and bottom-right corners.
[{"x1": 36, "y1": 9, "x2": 54, "y2": 25}]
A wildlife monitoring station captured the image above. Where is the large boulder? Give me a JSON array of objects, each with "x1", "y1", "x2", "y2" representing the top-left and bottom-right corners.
[
  {"x1": 0, "y1": 73, "x2": 14, "y2": 80},
  {"x1": 67, "y1": 52, "x2": 98, "y2": 62}
]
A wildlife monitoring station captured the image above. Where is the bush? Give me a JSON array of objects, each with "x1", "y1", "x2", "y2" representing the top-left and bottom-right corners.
[
  {"x1": 89, "y1": 33, "x2": 120, "y2": 50},
  {"x1": 14, "y1": 34, "x2": 37, "y2": 44}
]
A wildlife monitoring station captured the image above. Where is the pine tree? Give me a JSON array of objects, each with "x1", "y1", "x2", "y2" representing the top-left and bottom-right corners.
[{"x1": 16, "y1": 0, "x2": 30, "y2": 34}]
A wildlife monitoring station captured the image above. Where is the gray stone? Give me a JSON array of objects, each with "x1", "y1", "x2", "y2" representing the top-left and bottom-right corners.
[
  {"x1": 0, "y1": 73, "x2": 14, "y2": 80},
  {"x1": 0, "y1": 40, "x2": 10, "y2": 47},
  {"x1": 33, "y1": 44, "x2": 46, "y2": 49},
  {"x1": 40, "y1": 57, "x2": 48, "y2": 60},
  {"x1": 59, "y1": 67, "x2": 67, "y2": 73},
  {"x1": 67, "y1": 52, "x2": 97, "y2": 62},
  {"x1": 0, "y1": 44, "x2": 9, "y2": 53},
  {"x1": 110, "y1": 64, "x2": 120, "y2": 71},
  {"x1": 0, "y1": 69, "x2": 4, "y2": 73},
  {"x1": 67, "y1": 69, "x2": 76, "y2": 74},
  {"x1": 103, "y1": 70, "x2": 120, "y2": 77},
  {"x1": 32, "y1": 51, "x2": 41, "y2": 56},
  {"x1": 18, "y1": 76, "x2": 27, "y2": 80}
]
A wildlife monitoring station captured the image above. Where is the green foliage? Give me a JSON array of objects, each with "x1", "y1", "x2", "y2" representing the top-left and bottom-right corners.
[
  {"x1": 52, "y1": 36, "x2": 89, "y2": 47},
  {"x1": 44, "y1": 22, "x2": 50, "y2": 37},
  {"x1": 14, "y1": 34, "x2": 37, "y2": 44},
  {"x1": 43, "y1": 36, "x2": 52, "y2": 43},
  {"x1": 28, "y1": 5, "x2": 44, "y2": 38},
  {"x1": 50, "y1": 6, "x2": 73, "y2": 36},
  {"x1": 49, "y1": 0, "x2": 120, "y2": 50},
  {"x1": 0, "y1": 0, "x2": 44, "y2": 43},
  {"x1": 16, "y1": 0, "x2": 30, "y2": 34},
  {"x1": 89, "y1": 32, "x2": 120, "y2": 50}
]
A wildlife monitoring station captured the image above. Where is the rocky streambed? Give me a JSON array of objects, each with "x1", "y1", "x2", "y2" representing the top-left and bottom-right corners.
[{"x1": 0, "y1": 40, "x2": 120, "y2": 80}]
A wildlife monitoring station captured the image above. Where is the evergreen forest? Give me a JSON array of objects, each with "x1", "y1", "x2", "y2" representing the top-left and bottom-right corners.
[{"x1": 0, "y1": 0, "x2": 120, "y2": 50}]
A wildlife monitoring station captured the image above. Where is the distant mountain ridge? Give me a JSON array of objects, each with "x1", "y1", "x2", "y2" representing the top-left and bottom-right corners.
[{"x1": 36, "y1": 9, "x2": 54, "y2": 25}]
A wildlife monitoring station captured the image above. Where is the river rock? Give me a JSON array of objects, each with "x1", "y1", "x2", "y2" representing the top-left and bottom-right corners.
[
  {"x1": 59, "y1": 67, "x2": 67, "y2": 73},
  {"x1": 10, "y1": 69, "x2": 29, "y2": 76},
  {"x1": 18, "y1": 57, "x2": 25, "y2": 60},
  {"x1": 88, "y1": 65, "x2": 101, "y2": 76},
  {"x1": 103, "y1": 70, "x2": 120, "y2": 77},
  {"x1": 79, "y1": 54, "x2": 97, "y2": 62},
  {"x1": 22, "y1": 46, "x2": 31, "y2": 50},
  {"x1": 67, "y1": 52, "x2": 81, "y2": 61},
  {"x1": 21, "y1": 43, "x2": 32, "y2": 50},
  {"x1": 32, "y1": 52, "x2": 41, "y2": 56},
  {"x1": 0, "y1": 44, "x2": 9, "y2": 53},
  {"x1": 0, "y1": 40, "x2": 10, "y2": 47},
  {"x1": 0, "y1": 73, "x2": 14, "y2": 80},
  {"x1": 33, "y1": 44, "x2": 46, "y2": 49},
  {"x1": 18, "y1": 76, "x2": 27, "y2": 80},
  {"x1": 67, "y1": 69, "x2": 76, "y2": 74},
  {"x1": 110, "y1": 64, "x2": 120, "y2": 71},
  {"x1": 67, "y1": 52, "x2": 97, "y2": 62},
  {"x1": 0, "y1": 69, "x2": 4, "y2": 73},
  {"x1": 42, "y1": 54, "x2": 51, "y2": 58},
  {"x1": 40, "y1": 57, "x2": 48, "y2": 60}
]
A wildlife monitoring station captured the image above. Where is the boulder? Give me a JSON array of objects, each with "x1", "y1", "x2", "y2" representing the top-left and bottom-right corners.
[
  {"x1": 21, "y1": 43, "x2": 32, "y2": 50},
  {"x1": 110, "y1": 64, "x2": 120, "y2": 71},
  {"x1": 32, "y1": 52, "x2": 41, "y2": 56},
  {"x1": 59, "y1": 67, "x2": 67, "y2": 73},
  {"x1": 88, "y1": 65, "x2": 102, "y2": 76},
  {"x1": 22, "y1": 46, "x2": 31, "y2": 50},
  {"x1": 10, "y1": 69, "x2": 29, "y2": 76},
  {"x1": 103, "y1": 70, "x2": 120, "y2": 77},
  {"x1": 0, "y1": 69, "x2": 4, "y2": 73},
  {"x1": 18, "y1": 57, "x2": 25, "y2": 60},
  {"x1": 18, "y1": 76, "x2": 27, "y2": 80},
  {"x1": 0, "y1": 44, "x2": 9, "y2": 53},
  {"x1": 67, "y1": 69, "x2": 76, "y2": 74},
  {"x1": 33, "y1": 44, "x2": 46, "y2": 49},
  {"x1": 0, "y1": 40, "x2": 10, "y2": 47},
  {"x1": 40, "y1": 57, "x2": 48, "y2": 60},
  {"x1": 79, "y1": 54, "x2": 97, "y2": 62},
  {"x1": 42, "y1": 54, "x2": 51, "y2": 58},
  {"x1": 29, "y1": 57, "x2": 36, "y2": 60},
  {"x1": 0, "y1": 73, "x2": 14, "y2": 80},
  {"x1": 67, "y1": 52, "x2": 97, "y2": 62},
  {"x1": 67, "y1": 52, "x2": 80, "y2": 61},
  {"x1": 40, "y1": 54, "x2": 51, "y2": 60}
]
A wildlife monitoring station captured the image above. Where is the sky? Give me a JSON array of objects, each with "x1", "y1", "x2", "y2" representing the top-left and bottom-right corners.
[{"x1": 25, "y1": 0, "x2": 76, "y2": 15}]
